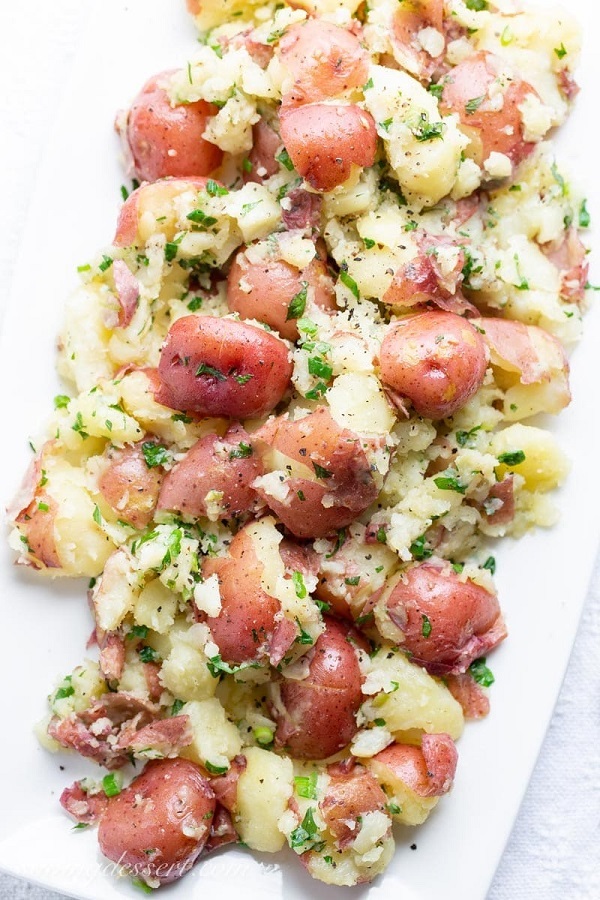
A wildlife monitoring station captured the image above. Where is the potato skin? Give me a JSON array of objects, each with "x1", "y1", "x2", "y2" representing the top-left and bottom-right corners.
[
  {"x1": 97, "y1": 758, "x2": 216, "y2": 883},
  {"x1": 440, "y1": 52, "x2": 537, "y2": 166},
  {"x1": 279, "y1": 20, "x2": 369, "y2": 106},
  {"x1": 273, "y1": 617, "x2": 363, "y2": 759},
  {"x1": 371, "y1": 733, "x2": 458, "y2": 799},
  {"x1": 320, "y1": 760, "x2": 388, "y2": 848},
  {"x1": 156, "y1": 315, "x2": 293, "y2": 418},
  {"x1": 99, "y1": 442, "x2": 163, "y2": 528},
  {"x1": 227, "y1": 247, "x2": 336, "y2": 341},
  {"x1": 202, "y1": 528, "x2": 281, "y2": 665},
  {"x1": 382, "y1": 562, "x2": 506, "y2": 675},
  {"x1": 379, "y1": 310, "x2": 488, "y2": 419},
  {"x1": 254, "y1": 406, "x2": 378, "y2": 539},
  {"x1": 114, "y1": 177, "x2": 211, "y2": 247},
  {"x1": 279, "y1": 103, "x2": 377, "y2": 192},
  {"x1": 157, "y1": 425, "x2": 262, "y2": 519},
  {"x1": 124, "y1": 70, "x2": 223, "y2": 181}
]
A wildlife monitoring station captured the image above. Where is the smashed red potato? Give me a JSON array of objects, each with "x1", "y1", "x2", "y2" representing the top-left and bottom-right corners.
[{"x1": 8, "y1": 0, "x2": 586, "y2": 893}]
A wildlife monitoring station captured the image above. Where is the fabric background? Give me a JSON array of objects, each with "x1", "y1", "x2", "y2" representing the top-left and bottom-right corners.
[{"x1": 0, "y1": 3, "x2": 598, "y2": 898}]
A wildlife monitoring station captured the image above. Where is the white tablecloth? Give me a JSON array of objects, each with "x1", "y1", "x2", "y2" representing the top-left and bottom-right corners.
[{"x1": 0, "y1": 3, "x2": 598, "y2": 898}]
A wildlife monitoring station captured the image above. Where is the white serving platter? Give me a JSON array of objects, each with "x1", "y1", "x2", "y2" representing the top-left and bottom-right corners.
[{"x1": 0, "y1": 1, "x2": 598, "y2": 898}]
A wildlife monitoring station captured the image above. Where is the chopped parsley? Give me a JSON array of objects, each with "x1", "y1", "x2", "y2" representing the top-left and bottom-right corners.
[
  {"x1": 288, "y1": 807, "x2": 322, "y2": 853},
  {"x1": 276, "y1": 148, "x2": 294, "y2": 171},
  {"x1": 138, "y1": 646, "x2": 160, "y2": 664},
  {"x1": 465, "y1": 95, "x2": 486, "y2": 115},
  {"x1": 71, "y1": 412, "x2": 89, "y2": 440},
  {"x1": 483, "y1": 556, "x2": 496, "y2": 575},
  {"x1": 312, "y1": 462, "x2": 332, "y2": 480},
  {"x1": 196, "y1": 363, "x2": 226, "y2": 381},
  {"x1": 170, "y1": 698, "x2": 185, "y2": 716},
  {"x1": 497, "y1": 450, "x2": 526, "y2": 466},
  {"x1": 469, "y1": 657, "x2": 495, "y2": 687},
  {"x1": 412, "y1": 114, "x2": 445, "y2": 142},
  {"x1": 229, "y1": 442, "x2": 253, "y2": 460},
  {"x1": 205, "y1": 761, "x2": 229, "y2": 775},
  {"x1": 294, "y1": 771, "x2": 318, "y2": 800},
  {"x1": 286, "y1": 282, "x2": 308, "y2": 320},
  {"x1": 421, "y1": 614, "x2": 432, "y2": 638},
  {"x1": 206, "y1": 180, "x2": 229, "y2": 197},
  {"x1": 456, "y1": 425, "x2": 481, "y2": 448},
  {"x1": 434, "y1": 471, "x2": 467, "y2": 494},
  {"x1": 102, "y1": 773, "x2": 122, "y2": 798},
  {"x1": 579, "y1": 200, "x2": 591, "y2": 228},
  {"x1": 410, "y1": 534, "x2": 433, "y2": 561},
  {"x1": 292, "y1": 571, "x2": 307, "y2": 599},
  {"x1": 339, "y1": 265, "x2": 360, "y2": 299},
  {"x1": 186, "y1": 209, "x2": 218, "y2": 228},
  {"x1": 53, "y1": 394, "x2": 71, "y2": 410},
  {"x1": 554, "y1": 43, "x2": 567, "y2": 59},
  {"x1": 141, "y1": 442, "x2": 169, "y2": 468}
]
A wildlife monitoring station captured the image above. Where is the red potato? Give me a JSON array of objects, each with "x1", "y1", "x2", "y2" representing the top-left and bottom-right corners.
[
  {"x1": 273, "y1": 617, "x2": 363, "y2": 759},
  {"x1": 112, "y1": 260, "x2": 140, "y2": 327},
  {"x1": 440, "y1": 52, "x2": 538, "y2": 167},
  {"x1": 98, "y1": 442, "x2": 163, "y2": 529},
  {"x1": 201, "y1": 526, "x2": 284, "y2": 666},
  {"x1": 279, "y1": 20, "x2": 369, "y2": 106},
  {"x1": 98, "y1": 758, "x2": 216, "y2": 884},
  {"x1": 247, "y1": 118, "x2": 281, "y2": 183},
  {"x1": 226, "y1": 245, "x2": 336, "y2": 341},
  {"x1": 281, "y1": 186, "x2": 322, "y2": 233},
  {"x1": 99, "y1": 632, "x2": 126, "y2": 684},
  {"x1": 543, "y1": 227, "x2": 589, "y2": 304},
  {"x1": 370, "y1": 733, "x2": 458, "y2": 798},
  {"x1": 379, "y1": 310, "x2": 488, "y2": 419},
  {"x1": 392, "y1": 0, "x2": 445, "y2": 81},
  {"x1": 158, "y1": 424, "x2": 262, "y2": 519},
  {"x1": 279, "y1": 103, "x2": 377, "y2": 192},
  {"x1": 122, "y1": 70, "x2": 223, "y2": 182},
  {"x1": 446, "y1": 672, "x2": 490, "y2": 719},
  {"x1": 320, "y1": 759, "x2": 388, "y2": 848},
  {"x1": 254, "y1": 407, "x2": 379, "y2": 539},
  {"x1": 381, "y1": 562, "x2": 506, "y2": 675},
  {"x1": 60, "y1": 780, "x2": 109, "y2": 825},
  {"x1": 383, "y1": 234, "x2": 475, "y2": 316},
  {"x1": 114, "y1": 176, "x2": 212, "y2": 247},
  {"x1": 9, "y1": 443, "x2": 62, "y2": 570},
  {"x1": 156, "y1": 316, "x2": 292, "y2": 418},
  {"x1": 48, "y1": 692, "x2": 159, "y2": 769}
]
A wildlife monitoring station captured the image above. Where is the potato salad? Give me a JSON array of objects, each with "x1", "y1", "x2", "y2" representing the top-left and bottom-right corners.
[{"x1": 7, "y1": 0, "x2": 589, "y2": 890}]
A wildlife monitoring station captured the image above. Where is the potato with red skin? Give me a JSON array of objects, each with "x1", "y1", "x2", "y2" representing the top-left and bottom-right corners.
[
  {"x1": 370, "y1": 734, "x2": 457, "y2": 799},
  {"x1": 279, "y1": 20, "x2": 369, "y2": 106},
  {"x1": 201, "y1": 525, "x2": 283, "y2": 666},
  {"x1": 156, "y1": 316, "x2": 292, "y2": 418},
  {"x1": 439, "y1": 52, "x2": 538, "y2": 167},
  {"x1": 114, "y1": 177, "x2": 212, "y2": 248},
  {"x1": 392, "y1": 0, "x2": 445, "y2": 81},
  {"x1": 378, "y1": 562, "x2": 506, "y2": 675},
  {"x1": 273, "y1": 617, "x2": 363, "y2": 759},
  {"x1": 246, "y1": 119, "x2": 281, "y2": 183},
  {"x1": 157, "y1": 425, "x2": 262, "y2": 519},
  {"x1": 122, "y1": 70, "x2": 223, "y2": 182},
  {"x1": 254, "y1": 406, "x2": 378, "y2": 539},
  {"x1": 379, "y1": 310, "x2": 488, "y2": 419},
  {"x1": 279, "y1": 104, "x2": 377, "y2": 192},
  {"x1": 98, "y1": 758, "x2": 215, "y2": 884},
  {"x1": 227, "y1": 245, "x2": 336, "y2": 341},
  {"x1": 320, "y1": 759, "x2": 388, "y2": 848},
  {"x1": 98, "y1": 442, "x2": 163, "y2": 529}
]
